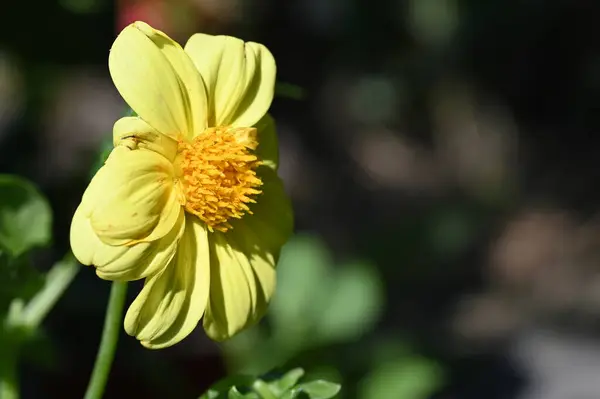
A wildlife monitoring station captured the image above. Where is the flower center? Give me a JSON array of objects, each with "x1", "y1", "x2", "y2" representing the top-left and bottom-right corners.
[{"x1": 176, "y1": 126, "x2": 262, "y2": 232}]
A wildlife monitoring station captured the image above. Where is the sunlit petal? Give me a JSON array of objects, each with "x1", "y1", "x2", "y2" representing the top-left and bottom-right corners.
[
  {"x1": 203, "y1": 168, "x2": 293, "y2": 340},
  {"x1": 88, "y1": 146, "x2": 179, "y2": 246},
  {"x1": 109, "y1": 22, "x2": 205, "y2": 138},
  {"x1": 124, "y1": 216, "x2": 211, "y2": 349},
  {"x1": 184, "y1": 34, "x2": 276, "y2": 128},
  {"x1": 113, "y1": 116, "x2": 178, "y2": 162},
  {"x1": 70, "y1": 207, "x2": 184, "y2": 281}
]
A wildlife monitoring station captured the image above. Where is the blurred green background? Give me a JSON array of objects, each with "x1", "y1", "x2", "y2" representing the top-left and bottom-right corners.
[{"x1": 1, "y1": 0, "x2": 599, "y2": 398}]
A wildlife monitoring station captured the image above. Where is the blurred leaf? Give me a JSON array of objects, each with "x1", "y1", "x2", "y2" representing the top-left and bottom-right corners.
[
  {"x1": 269, "y1": 368, "x2": 305, "y2": 395},
  {"x1": 199, "y1": 375, "x2": 256, "y2": 399},
  {"x1": 222, "y1": 325, "x2": 268, "y2": 373},
  {"x1": 279, "y1": 392, "x2": 302, "y2": 399},
  {"x1": 228, "y1": 386, "x2": 258, "y2": 399},
  {"x1": 0, "y1": 175, "x2": 51, "y2": 257},
  {"x1": 358, "y1": 356, "x2": 443, "y2": 399},
  {"x1": 314, "y1": 261, "x2": 382, "y2": 343},
  {"x1": 230, "y1": 234, "x2": 383, "y2": 374},
  {"x1": 0, "y1": 257, "x2": 44, "y2": 316},
  {"x1": 270, "y1": 235, "x2": 332, "y2": 342},
  {"x1": 199, "y1": 390, "x2": 220, "y2": 399},
  {"x1": 293, "y1": 381, "x2": 341, "y2": 399},
  {"x1": 0, "y1": 252, "x2": 78, "y2": 394},
  {"x1": 251, "y1": 380, "x2": 277, "y2": 398},
  {"x1": 0, "y1": 360, "x2": 18, "y2": 399},
  {"x1": 271, "y1": 235, "x2": 382, "y2": 347},
  {"x1": 275, "y1": 82, "x2": 306, "y2": 100},
  {"x1": 199, "y1": 368, "x2": 341, "y2": 399}
]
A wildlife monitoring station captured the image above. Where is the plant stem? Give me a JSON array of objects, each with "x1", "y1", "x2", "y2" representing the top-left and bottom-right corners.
[
  {"x1": 21, "y1": 253, "x2": 79, "y2": 327},
  {"x1": 83, "y1": 282, "x2": 128, "y2": 399},
  {"x1": 1, "y1": 253, "x2": 79, "y2": 399},
  {"x1": 0, "y1": 363, "x2": 19, "y2": 399}
]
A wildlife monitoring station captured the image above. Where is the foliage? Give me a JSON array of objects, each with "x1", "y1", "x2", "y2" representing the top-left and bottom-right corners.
[
  {"x1": 0, "y1": 174, "x2": 79, "y2": 398},
  {"x1": 0, "y1": 175, "x2": 52, "y2": 258},
  {"x1": 199, "y1": 368, "x2": 340, "y2": 399}
]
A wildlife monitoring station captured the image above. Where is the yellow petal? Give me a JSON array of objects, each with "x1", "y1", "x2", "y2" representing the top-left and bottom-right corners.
[
  {"x1": 124, "y1": 216, "x2": 211, "y2": 349},
  {"x1": 203, "y1": 168, "x2": 293, "y2": 341},
  {"x1": 113, "y1": 116, "x2": 178, "y2": 162},
  {"x1": 70, "y1": 147, "x2": 184, "y2": 281},
  {"x1": 184, "y1": 34, "x2": 276, "y2": 128},
  {"x1": 109, "y1": 22, "x2": 208, "y2": 138},
  {"x1": 88, "y1": 146, "x2": 179, "y2": 246},
  {"x1": 255, "y1": 113, "x2": 278, "y2": 171},
  {"x1": 237, "y1": 167, "x2": 294, "y2": 252},
  {"x1": 70, "y1": 206, "x2": 184, "y2": 281},
  {"x1": 133, "y1": 21, "x2": 209, "y2": 136}
]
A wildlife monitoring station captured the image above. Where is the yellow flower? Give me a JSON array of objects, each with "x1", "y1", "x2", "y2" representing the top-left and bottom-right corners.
[{"x1": 70, "y1": 21, "x2": 293, "y2": 349}]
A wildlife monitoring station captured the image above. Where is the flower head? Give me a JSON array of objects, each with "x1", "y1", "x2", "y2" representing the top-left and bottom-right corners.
[{"x1": 70, "y1": 21, "x2": 293, "y2": 348}]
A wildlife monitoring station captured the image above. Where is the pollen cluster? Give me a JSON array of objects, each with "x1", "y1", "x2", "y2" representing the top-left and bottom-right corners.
[{"x1": 176, "y1": 127, "x2": 263, "y2": 232}]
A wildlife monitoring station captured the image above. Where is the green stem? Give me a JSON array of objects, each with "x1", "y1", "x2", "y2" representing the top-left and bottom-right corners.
[
  {"x1": 83, "y1": 282, "x2": 128, "y2": 399},
  {"x1": 1, "y1": 253, "x2": 79, "y2": 399},
  {"x1": 21, "y1": 253, "x2": 79, "y2": 327},
  {"x1": 252, "y1": 380, "x2": 277, "y2": 399},
  {"x1": 0, "y1": 363, "x2": 19, "y2": 399}
]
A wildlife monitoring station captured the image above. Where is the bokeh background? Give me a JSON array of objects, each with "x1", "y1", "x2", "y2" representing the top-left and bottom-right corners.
[{"x1": 1, "y1": 0, "x2": 600, "y2": 398}]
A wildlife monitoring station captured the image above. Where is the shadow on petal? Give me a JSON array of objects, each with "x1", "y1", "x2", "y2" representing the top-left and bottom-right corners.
[{"x1": 202, "y1": 166, "x2": 293, "y2": 340}]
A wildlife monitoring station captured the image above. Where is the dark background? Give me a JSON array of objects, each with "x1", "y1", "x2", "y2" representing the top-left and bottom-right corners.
[{"x1": 1, "y1": 0, "x2": 599, "y2": 398}]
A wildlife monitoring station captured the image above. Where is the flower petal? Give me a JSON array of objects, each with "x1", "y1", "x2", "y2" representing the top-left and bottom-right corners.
[
  {"x1": 184, "y1": 34, "x2": 276, "y2": 128},
  {"x1": 109, "y1": 21, "x2": 208, "y2": 138},
  {"x1": 113, "y1": 116, "x2": 178, "y2": 162},
  {"x1": 70, "y1": 206, "x2": 184, "y2": 281},
  {"x1": 88, "y1": 146, "x2": 179, "y2": 246},
  {"x1": 255, "y1": 113, "x2": 278, "y2": 171},
  {"x1": 203, "y1": 168, "x2": 293, "y2": 341},
  {"x1": 133, "y1": 21, "x2": 209, "y2": 136},
  {"x1": 124, "y1": 216, "x2": 211, "y2": 349},
  {"x1": 237, "y1": 167, "x2": 294, "y2": 252}
]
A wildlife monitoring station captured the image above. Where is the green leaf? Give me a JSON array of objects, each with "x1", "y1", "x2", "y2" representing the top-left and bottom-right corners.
[
  {"x1": 269, "y1": 368, "x2": 305, "y2": 395},
  {"x1": 269, "y1": 235, "x2": 332, "y2": 342},
  {"x1": 251, "y1": 379, "x2": 277, "y2": 399},
  {"x1": 270, "y1": 235, "x2": 383, "y2": 350},
  {"x1": 199, "y1": 375, "x2": 256, "y2": 399},
  {"x1": 294, "y1": 381, "x2": 341, "y2": 398},
  {"x1": 0, "y1": 175, "x2": 52, "y2": 257},
  {"x1": 228, "y1": 386, "x2": 257, "y2": 399},
  {"x1": 199, "y1": 389, "x2": 220, "y2": 399},
  {"x1": 0, "y1": 257, "x2": 44, "y2": 316},
  {"x1": 358, "y1": 356, "x2": 443, "y2": 399},
  {"x1": 198, "y1": 370, "x2": 342, "y2": 399},
  {"x1": 314, "y1": 261, "x2": 382, "y2": 343},
  {"x1": 279, "y1": 391, "x2": 304, "y2": 399}
]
